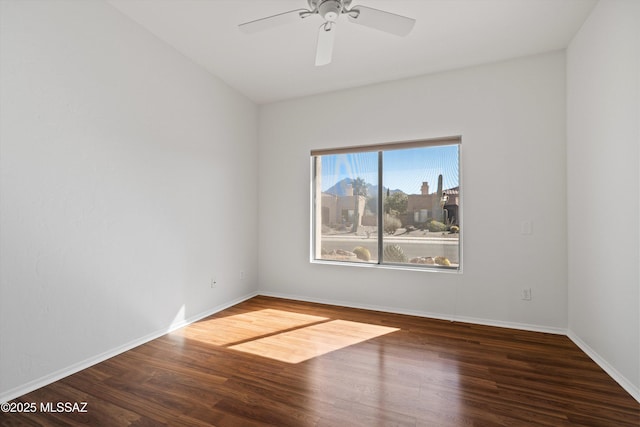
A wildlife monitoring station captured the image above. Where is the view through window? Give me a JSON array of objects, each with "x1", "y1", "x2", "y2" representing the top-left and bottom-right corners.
[{"x1": 312, "y1": 138, "x2": 461, "y2": 270}]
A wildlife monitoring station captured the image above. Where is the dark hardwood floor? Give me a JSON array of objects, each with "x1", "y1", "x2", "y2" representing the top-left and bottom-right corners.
[{"x1": 2, "y1": 296, "x2": 639, "y2": 426}]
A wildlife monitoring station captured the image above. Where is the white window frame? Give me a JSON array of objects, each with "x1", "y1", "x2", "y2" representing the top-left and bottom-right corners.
[{"x1": 310, "y1": 136, "x2": 462, "y2": 272}]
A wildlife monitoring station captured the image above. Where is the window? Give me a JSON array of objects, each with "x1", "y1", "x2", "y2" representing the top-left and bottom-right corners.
[{"x1": 311, "y1": 137, "x2": 461, "y2": 270}]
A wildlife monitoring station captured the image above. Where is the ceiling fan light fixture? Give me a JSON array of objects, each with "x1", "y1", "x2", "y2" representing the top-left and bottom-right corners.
[{"x1": 318, "y1": 0, "x2": 343, "y2": 22}]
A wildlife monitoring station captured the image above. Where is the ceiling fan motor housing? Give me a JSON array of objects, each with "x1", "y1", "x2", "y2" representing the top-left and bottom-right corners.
[{"x1": 309, "y1": 0, "x2": 352, "y2": 22}]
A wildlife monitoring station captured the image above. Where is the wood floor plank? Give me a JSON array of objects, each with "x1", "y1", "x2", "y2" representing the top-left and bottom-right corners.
[{"x1": 1, "y1": 296, "x2": 638, "y2": 426}]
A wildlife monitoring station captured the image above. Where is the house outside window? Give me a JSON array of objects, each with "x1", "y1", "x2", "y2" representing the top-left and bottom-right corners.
[{"x1": 311, "y1": 137, "x2": 461, "y2": 271}]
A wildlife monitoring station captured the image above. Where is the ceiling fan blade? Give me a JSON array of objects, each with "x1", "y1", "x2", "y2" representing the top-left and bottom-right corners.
[
  {"x1": 315, "y1": 23, "x2": 336, "y2": 66},
  {"x1": 239, "y1": 9, "x2": 310, "y2": 34},
  {"x1": 348, "y1": 6, "x2": 415, "y2": 37}
]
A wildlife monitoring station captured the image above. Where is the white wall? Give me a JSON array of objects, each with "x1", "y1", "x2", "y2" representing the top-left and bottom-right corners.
[
  {"x1": 258, "y1": 52, "x2": 568, "y2": 331},
  {"x1": 5, "y1": 0, "x2": 636, "y2": 406},
  {"x1": 0, "y1": 0, "x2": 258, "y2": 400},
  {"x1": 567, "y1": 0, "x2": 640, "y2": 399}
]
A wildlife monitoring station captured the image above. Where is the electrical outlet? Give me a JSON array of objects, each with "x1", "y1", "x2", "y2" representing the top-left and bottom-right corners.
[
  {"x1": 521, "y1": 288, "x2": 532, "y2": 301},
  {"x1": 211, "y1": 277, "x2": 217, "y2": 288}
]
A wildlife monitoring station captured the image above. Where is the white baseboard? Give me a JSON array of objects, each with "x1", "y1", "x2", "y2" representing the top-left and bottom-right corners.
[
  {"x1": 0, "y1": 291, "x2": 258, "y2": 404},
  {"x1": 257, "y1": 291, "x2": 567, "y2": 335},
  {"x1": 567, "y1": 330, "x2": 640, "y2": 403}
]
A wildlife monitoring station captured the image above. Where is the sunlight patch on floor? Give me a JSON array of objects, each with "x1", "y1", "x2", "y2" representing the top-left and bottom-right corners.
[
  {"x1": 229, "y1": 320, "x2": 400, "y2": 363},
  {"x1": 177, "y1": 309, "x2": 328, "y2": 346}
]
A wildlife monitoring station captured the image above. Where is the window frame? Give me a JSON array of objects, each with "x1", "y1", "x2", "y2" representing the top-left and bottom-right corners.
[{"x1": 310, "y1": 136, "x2": 462, "y2": 272}]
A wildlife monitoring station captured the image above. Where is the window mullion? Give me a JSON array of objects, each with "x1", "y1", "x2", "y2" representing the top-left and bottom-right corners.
[{"x1": 377, "y1": 151, "x2": 383, "y2": 265}]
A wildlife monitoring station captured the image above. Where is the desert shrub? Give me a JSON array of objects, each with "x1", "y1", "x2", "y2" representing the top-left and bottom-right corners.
[
  {"x1": 384, "y1": 214, "x2": 402, "y2": 234},
  {"x1": 409, "y1": 257, "x2": 435, "y2": 265},
  {"x1": 449, "y1": 225, "x2": 460, "y2": 234},
  {"x1": 434, "y1": 256, "x2": 451, "y2": 266},
  {"x1": 427, "y1": 220, "x2": 447, "y2": 232},
  {"x1": 353, "y1": 246, "x2": 371, "y2": 261},
  {"x1": 335, "y1": 249, "x2": 356, "y2": 257},
  {"x1": 383, "y1": 244, "x2": 408, "y2": 263},
  {"x1": 384, "y1": 192, "x2": 408, "y2": 215}
]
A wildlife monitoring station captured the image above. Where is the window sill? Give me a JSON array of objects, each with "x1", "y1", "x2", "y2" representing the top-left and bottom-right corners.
[{"x1": 310, "y1": 258, "x2": 462, "y2": 274}]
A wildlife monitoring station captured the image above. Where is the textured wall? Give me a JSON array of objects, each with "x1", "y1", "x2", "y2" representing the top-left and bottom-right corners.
[
  {"x1": 258, "y1": 52, "x2": 568, "y2": 331},
  {"x1": 567, "y1": 0, "x2": 640, "y2": 399},
  {"x1": 0, "y1": 0, "x2": 258, "y2": 399}
]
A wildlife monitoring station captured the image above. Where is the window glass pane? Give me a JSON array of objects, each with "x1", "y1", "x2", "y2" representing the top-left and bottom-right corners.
[
  {"x1": 313, "y1": 152, "x2": 378, "y2": 263},
  {"x1": 382, "y1": 145, "x2": 460, "y2": 268},
  {"x1": 312, "y1": 139, "x2": 461, "y2": 271}
]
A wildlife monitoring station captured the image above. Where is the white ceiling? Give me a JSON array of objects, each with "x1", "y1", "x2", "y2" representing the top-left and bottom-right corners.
[{"x1": 107, "y1": 0, "x2": 597, "y2": 104}]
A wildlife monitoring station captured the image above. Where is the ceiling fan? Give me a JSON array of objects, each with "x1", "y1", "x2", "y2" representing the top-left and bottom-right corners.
[{"x1": 238, "y1": 0, "x2": 416, "y2": 66}]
